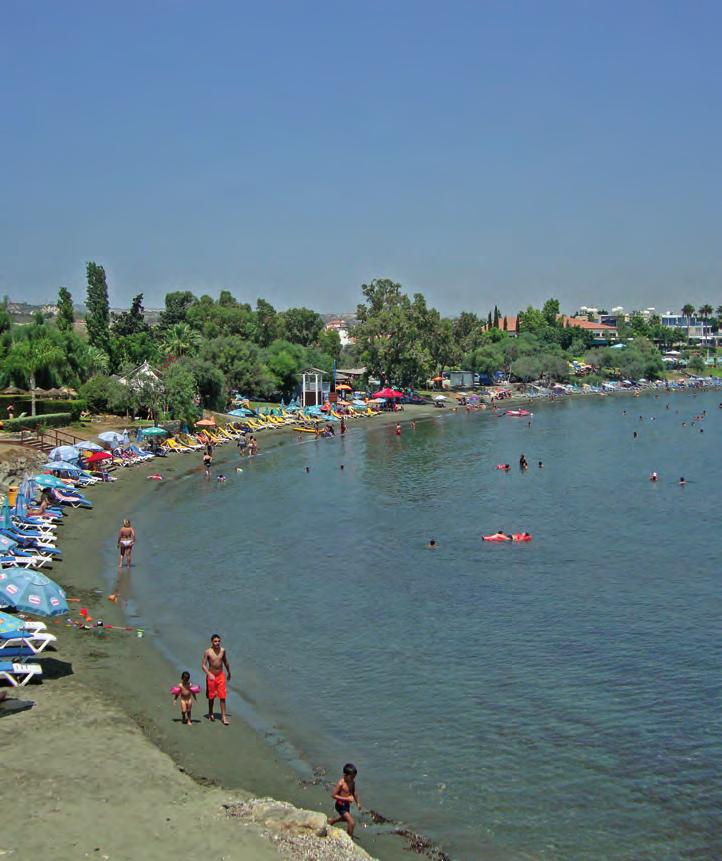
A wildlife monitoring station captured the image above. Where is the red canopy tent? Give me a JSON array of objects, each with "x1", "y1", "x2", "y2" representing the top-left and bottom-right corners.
[{"x1": 372, "y1": 387, "x2": 403, "y2": 399}]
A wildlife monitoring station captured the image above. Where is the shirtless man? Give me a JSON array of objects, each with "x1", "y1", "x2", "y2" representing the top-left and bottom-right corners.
[
  {"x1": 328, "y1": 763, "x2": 362, "y2": 836},
  {"x1": 202, "y1": 634, "x2": 231, "y2": 725}
]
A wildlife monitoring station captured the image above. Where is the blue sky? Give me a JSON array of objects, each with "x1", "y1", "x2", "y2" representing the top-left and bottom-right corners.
[{"x1": 2, "y1": 1, "x2": 721, "y2": 314}]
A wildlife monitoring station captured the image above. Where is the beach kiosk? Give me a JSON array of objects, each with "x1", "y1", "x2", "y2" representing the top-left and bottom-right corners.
[{"x1": 301, "y1": 368, "x2": 325, "y2": 408}]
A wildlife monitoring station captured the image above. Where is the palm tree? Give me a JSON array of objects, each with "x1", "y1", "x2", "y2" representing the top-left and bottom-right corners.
[
  {"x1": 698, "y1": 303, "x2": 713, "y2": 319},
  {"x1": 162, "y1": 323, "x2": 200, "y2": 358},
  {"x1": 681, "y1": 303, "x2": 696, "y2": 320},
  {"x1": 84, "y1": 345, "x2": 110, "y2": 376},
  {"x1": 716, "y1": 305, "x2": 722, "y2": 319},
  {"x1": 5, "y1": 337, "x2": 64, "y2": 416}
]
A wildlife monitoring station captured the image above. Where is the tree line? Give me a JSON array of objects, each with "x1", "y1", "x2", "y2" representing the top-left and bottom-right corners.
[{"x1": 0, "y1": 266, "x2": 714, "y2": 422}]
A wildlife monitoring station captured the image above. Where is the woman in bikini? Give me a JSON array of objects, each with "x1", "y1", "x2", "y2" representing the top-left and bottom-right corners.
[{"x1": 117, "y1": 518, "x2": 136, "y2": 569}]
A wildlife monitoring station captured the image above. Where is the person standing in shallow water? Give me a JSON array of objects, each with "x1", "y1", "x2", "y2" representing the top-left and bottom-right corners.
[
  {"x1": 117, "y1": 518, "x2": 135, "y2": 569},
  {"x1": 202, "y1": 634, "x2": 231, "y2": 725}
]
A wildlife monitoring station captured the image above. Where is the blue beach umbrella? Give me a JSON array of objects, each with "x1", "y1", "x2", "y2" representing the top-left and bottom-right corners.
[
  {"x1": 0, "y1": 568, "x2": 68, "y2": 617},
  {"x1": 0, "y1": 609, "x2": 32, "y2": 634},
  {"x1": 228, "y1": 408, "x2": 253, "y2": 417},
  {"x1": 49, "y1": 445, "x2": 80, "y2": 462},
  {"x1": 33, "y1": 475, "x2": 71, "y2": 490},
  {"x1": 42, "y1": 461, "x2": 81, "y2": 474},
  {"x1": 75, "y1": 440, "x2": 104, "y2": 452},
  {"x1": 1, "y1": 499, "x2": 12, "y2": 531},
  {"x1": 15, "y1": 490, "x2": 27, "y2": 519}
]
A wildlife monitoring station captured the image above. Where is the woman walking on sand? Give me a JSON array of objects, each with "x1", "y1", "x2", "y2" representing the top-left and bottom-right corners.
[{"x1": 117, "y1": 518, "x2": 136, "y2": 569}]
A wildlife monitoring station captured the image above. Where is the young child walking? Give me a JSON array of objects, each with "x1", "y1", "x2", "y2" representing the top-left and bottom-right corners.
[
  {"x1": 172, "y1": 671, "x2": 198, "y2": 726},
  {"x1": 328, "y1": 763, "x2": 362, "y2": 837}
]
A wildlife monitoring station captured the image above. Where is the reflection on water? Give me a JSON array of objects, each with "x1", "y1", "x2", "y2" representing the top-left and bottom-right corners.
[{"x1": 129, "y1": 393, "x2": 722, "y2": 861}]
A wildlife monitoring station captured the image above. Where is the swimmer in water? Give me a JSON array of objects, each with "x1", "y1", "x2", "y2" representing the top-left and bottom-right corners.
[
  {"x1": 305, "y1": 466, "x2": 310, "y2": 473},
  {"x1": 427, "y1": 539, "x2": 437, "y2": 549},
  {"x1": 340, "y1": 464, "x2": 344, "y2": 470},
  {"x1": 633, "y1": 431, "x2": 637, "y2": 438},
  {"x1": 411, "y1": 420, "x2": 416, "y2": 430},
  {"x1": 216, "y1": 474, "x2": 226, "y2": 483},
  {"x1": 650, "y1": 472, "x2": 658, "y2": 482},
  {"x1": 538, "y1": 461, "x2": 543, "y2": 468},
  {"x1": 395, "y1": 423, "x2": 401, "y2": 436},
  {"x1": 679, "y1": 477, "x2": 686, "y2": 485},
  {"x1": 519, "y1": 454, "x2": 528, "y2": 469}
]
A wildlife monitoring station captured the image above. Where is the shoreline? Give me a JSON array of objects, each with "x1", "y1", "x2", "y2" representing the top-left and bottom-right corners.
[
  {"x1": 4, "y1": 387, "x2": 716, "y2": 860},
  {"x1": 4, "y1": 405, "x2": 445, "y2": 861}
]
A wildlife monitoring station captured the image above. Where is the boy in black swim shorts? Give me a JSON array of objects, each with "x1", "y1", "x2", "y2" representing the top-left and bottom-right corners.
[{"x1": 328, "y1": 763, "x2": 361, "y2": 836}]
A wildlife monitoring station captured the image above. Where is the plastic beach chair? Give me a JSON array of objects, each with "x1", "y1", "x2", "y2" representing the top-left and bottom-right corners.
[
  {"x1": 0, "y1": 631, "x2": 56, "y2": 654},
  {"x1": 0, "y1": 661, "x2": 42, "y2": 687}
]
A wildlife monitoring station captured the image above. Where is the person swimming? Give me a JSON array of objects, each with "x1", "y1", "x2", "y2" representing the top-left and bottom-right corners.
[
  {"x1": 519, "y1": 454, "x2": 528, "y2": 469},
  {"x1": 216, "y1": 474, "x2": 226, "y2": 483},
  {"x1": 650, "y1": 472, "x2": 658, "y2": 482},
  {"x1": 679, "y1": 477, "x2": 686, "y2": 485},
  {"x1": 538, "y1": 461, "x2": 543, "y2": 468},
  {"x1": 427, "y1": 539, "x2": 437, "y2": 549}
]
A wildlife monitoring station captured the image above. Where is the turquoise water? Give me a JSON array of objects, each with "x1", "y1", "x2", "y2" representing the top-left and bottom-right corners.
[{"x1": 128, "y1": 392, "x2": 722, "y2": 861}]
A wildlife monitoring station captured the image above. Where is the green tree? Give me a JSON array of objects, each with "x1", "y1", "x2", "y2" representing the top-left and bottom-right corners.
[
  {"x1": 681, "y1": 304, "x2": 696, "y2": 319},
  {"x1": 452, "y1": 311, "x2": 481, "y2": 354},
  {"x1": 253, "y1": 298, "x2": 281, "y2": 347},
  {"x1": 280, "y1": 307, "x2": 325, "y2": 346},
  {"x1": 542, "y1": 298, "x2": 561, "y2": 326},
  {"x1": 688, "y1": 355, "x2": 706, "y2": 374},
  {"x1": 160, "y1": 291, "x2": 197, "y2": 329},
  {"x1": 162, "y1": 323, "x2": 201, "y2": 358},
  {"x1": 318, "y1": 328, "x2": 342, "y2": 361},
  {"x1": 698, "y1": 304, "x2": 713, "y2": 320},
  {"x1": 5, "y1": 337, "x2": 64, "y2": 415},
  {"x1": 164, "y1": 361, "x2": 198, "y2": 424},
  {"x1": 510, "y1": 355, "x2": 543, "y2": 382},
  {"x1": 112, "y1": 293, "x2": 148, "y2": 336},
  {"x1": 57, "y1": 287, "x2": 75, "y2": 332},
  {"x1": 468, "y1": 344, "x2": 503, "y2": 379},
  {"x1": 183, "y1": 358, "x2": 226, "y2": 410},
  {"x1": 85, "y1": 261, "x2": 111, "y2": 354}
]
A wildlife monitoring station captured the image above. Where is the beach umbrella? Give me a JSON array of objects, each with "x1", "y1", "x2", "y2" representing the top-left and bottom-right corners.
[
  {"x1": 98, "y1": 431, "x2": 124, "y2": 445},
  {"x1": 85, "y1": 451, "x2": 112, "y2": 465},
  {"x1": 141, "y1": 426, "x2": 168, "y2": 437},
  {"x1": 0, "y1": 609, "x2": 34, "y2": 634},
  {"x1": 15, "y1": 490, "x2": 27, "y2": 519},
  {"x1": 228, "y1": 408, "x2": 253, "y2": 417},
  {"x1": 122, "y1": 429, "x2": 130, "y2": 446},
  {"x1": 0, "y1": 568, "x2": 68, "y2": 617},
  {"x1": 1, "y1": 498, "x2": 12, "y2": 530},
  {"x1": 20, "y1": 478, "x2": 38, "y2": 501},
  {"x1": 49, "y1": 445, "x2": 80, "y2": 462},
  {"x1": 335, "y1": 384, "x2": 352, "y2": 392},
  {"x1": 75, "y1": 440, "x2": 104, "y2": 452},
  {"x1": 372, "y1": 387, "x2": 403, "y2": 399},
  {"x1": 433, "y1": 395, "x2": 447, "y2": 401},
  {"x1": 42, "y1": 460, "x2": 81, "y2": 474},
  {"x1": 196, "y1": 418, "x2": 216, "y2": 427},
  {"x1": 34, "y1": 475, "x2": 71, "y2": 490}
]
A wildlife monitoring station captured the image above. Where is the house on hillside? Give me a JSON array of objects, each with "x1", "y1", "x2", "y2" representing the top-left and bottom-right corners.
[
  {"x1": 116, "y1": 360, "x2": 164, "y2": 390},
  {"x1": 559, "y1": 316, "x2": 618, "y2": 345}
]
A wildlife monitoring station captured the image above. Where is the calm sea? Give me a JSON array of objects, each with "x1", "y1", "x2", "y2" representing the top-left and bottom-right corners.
[{"x1": 125, "y1": 390, "x2": 722, "y2": 861}]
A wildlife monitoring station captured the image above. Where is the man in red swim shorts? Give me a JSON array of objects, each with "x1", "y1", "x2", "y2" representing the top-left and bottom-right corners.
[{"x1": 201, "y1": 633, "x2": 231, "y2": 725}]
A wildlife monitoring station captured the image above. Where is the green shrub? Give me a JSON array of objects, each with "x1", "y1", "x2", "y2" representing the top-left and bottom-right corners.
[
  {"x1": 3, "y1": 412, "x2": 72, "y2": 431},
  {"x1": 0, "y1": 395, "x2": 84, "y2": 419}
]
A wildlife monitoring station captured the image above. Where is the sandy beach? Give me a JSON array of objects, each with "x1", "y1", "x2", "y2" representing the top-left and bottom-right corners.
[{"x1": 2, "y1": 405, "x2": 446, "y2": 861}]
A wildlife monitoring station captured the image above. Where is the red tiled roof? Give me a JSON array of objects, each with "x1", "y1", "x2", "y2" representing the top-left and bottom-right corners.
[{"x1": 559, "y1": 316, "x2": 617, "y2": 330}]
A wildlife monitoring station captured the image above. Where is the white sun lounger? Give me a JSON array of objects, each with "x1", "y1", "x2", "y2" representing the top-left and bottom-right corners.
[
  {"x1": 0, "y1": 661, "x2": 43, "y2": 686},
  {"x1": 0, "y1": 631, "x2": 57, "y2": 654}
]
